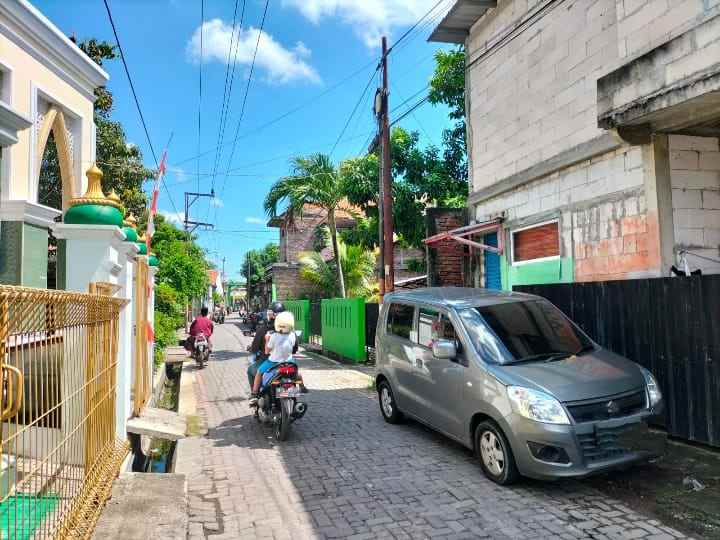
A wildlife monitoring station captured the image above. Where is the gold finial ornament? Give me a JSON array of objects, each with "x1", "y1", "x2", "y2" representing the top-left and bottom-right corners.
[
  {"x1": 67, "y1": 164, "x2": 122, "y2": 209},
  {"x1": 124, "y1": 213, "x2": 138, "y2": 228}
]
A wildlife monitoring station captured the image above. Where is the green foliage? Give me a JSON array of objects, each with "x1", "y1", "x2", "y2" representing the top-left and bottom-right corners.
[
  {"x1": 313, "y1": 225, "x2": 330, "y2": 252},
  {"x1": 212, "y1": 291, "x2": 223, "y2": 306},
  {"x1": 241, "y1": 243, "x2": 279, "y2": 284},
  {"x1": 340, "y1": 127, "x2": 466, "y2": 248},
  {"x1": 406, "y1": 257, "x2": 426, "y2": 274},
  {"x1": 428, "y1": 49, "x2": 467, "y2": 182},
  {"x1": 154, "y1": 310, "x2": 179, "y2": 368},
  {"x1": 299, "y1": 240, "x2": 376, "y2": 299},
  {"x1": 264, "y1": 153, "x2": 349, "y2": 297}
]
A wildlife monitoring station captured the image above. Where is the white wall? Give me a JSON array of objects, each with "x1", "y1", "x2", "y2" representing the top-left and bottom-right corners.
[{"x1": 670, "y1": 135, "x2": 720, "y2": 273}]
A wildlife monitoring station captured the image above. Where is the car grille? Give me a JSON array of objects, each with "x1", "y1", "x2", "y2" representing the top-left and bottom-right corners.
[
  {"x1": 565, "y1": 390, "x2": 647, "y2": 424},
  {"x1": 577, "y1": 424, "x2": 635, "y2": 463}
]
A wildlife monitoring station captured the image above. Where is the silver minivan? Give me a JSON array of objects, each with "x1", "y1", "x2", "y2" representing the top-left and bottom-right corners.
[{"x1": 375, "y1": 287, "x2": 664, "y2": 485}]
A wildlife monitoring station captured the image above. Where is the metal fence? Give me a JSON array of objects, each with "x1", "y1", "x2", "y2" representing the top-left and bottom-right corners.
[
  {"x1": 309, "y1": 301, "x2": 322, "y2": 347},
  {"x1": 133, "y1": 259, "x2": 150, "y2": 416},
  {"x1": 364, "y1": 303, "x2": 379, "y2": 362},
  {"x1": 0, "y1": 284, "x2": 129, "y2": 539},
  {"x1": 284, "y1": 300, "x2": 310, "y2": 344},
  {"x1": 516, "y1": 275, "x2": 720, "y2": 447},
  {"x1": 321, "y1": 298, "x2": 366, "y2": 363}
]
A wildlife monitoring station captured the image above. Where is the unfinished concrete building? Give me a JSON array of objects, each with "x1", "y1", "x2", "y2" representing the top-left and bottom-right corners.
[{"x1": 430, "y1": 0, "x2": 720, "y2": 289}]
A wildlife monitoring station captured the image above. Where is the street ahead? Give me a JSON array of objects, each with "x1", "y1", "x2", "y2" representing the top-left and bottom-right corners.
[{"x1": 176, "y1": 316, "x2": 686, "y2": 540}]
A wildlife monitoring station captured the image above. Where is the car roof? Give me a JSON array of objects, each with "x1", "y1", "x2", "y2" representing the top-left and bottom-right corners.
[{"x1": 384, "y1": 287, "x2": 540, "y2": 310}]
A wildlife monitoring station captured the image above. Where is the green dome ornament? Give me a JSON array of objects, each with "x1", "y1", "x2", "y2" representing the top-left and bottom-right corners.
[
  {"x1": 122, "y1": 213, "x2": 139, "y2": 242},
  {"x1": 148, "y1": 253, "x2": 159, "y2": 267},
  {"x1": 136, "y1": 233, "x2": 148, "y2": 255},
  {"x1": 63, "y1": 164, "x2": 124, "y2": 226}
]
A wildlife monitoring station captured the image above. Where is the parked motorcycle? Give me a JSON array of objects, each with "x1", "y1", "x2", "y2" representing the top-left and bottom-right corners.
[{"x1": 191, "y1": 334, "x2": 210, "y2": 368}]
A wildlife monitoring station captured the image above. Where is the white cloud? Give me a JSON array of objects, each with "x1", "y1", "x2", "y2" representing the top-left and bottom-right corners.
[
  {"x1": 245, "y1": 216, "x2": 265, "y2": 224},
  {"x1": 160, "y1": 210, "x2": 184, "y2": 225},
  {"x1": 211, "y1": 197, "x2": 224, "y2": 208},
  {"x1": 187, "y1": 19, "x2": 321, "y2": 84},
  {"x1": 168, "y1": 167, "x2": 187, "y2": 183},
  {"x1": 281, "y1": 0, "x2": 444, "y2": 48}
]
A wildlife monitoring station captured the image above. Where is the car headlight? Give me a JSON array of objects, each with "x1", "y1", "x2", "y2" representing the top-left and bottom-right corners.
[
  {"x1": 507, "y1": 386, "x2": 570, "y2": 425},
  {"x1": 639, "y1": 366, "x2": 662, "y2": 409}
]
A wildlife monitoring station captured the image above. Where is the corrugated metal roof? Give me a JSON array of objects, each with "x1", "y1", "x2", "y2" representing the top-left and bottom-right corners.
[{"x1": 428, "y1": 0, "x2": 496, "y2": 44}]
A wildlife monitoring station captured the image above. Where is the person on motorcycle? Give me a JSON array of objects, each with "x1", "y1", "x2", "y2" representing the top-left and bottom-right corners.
[
  {"x1": 246, "y1": 302, "x2": 286, "y2": 388},
  {"x1": 189, "y1": 306, "x2": 214, "y2": 352},
  {"x1": 248, "y1": 310, "x2": 297, "y2": 406}
]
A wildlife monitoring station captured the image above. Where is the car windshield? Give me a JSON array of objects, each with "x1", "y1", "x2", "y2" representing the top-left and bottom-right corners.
[{"x1": 459, "y1": 300, "x2": 594, "y2": 364}]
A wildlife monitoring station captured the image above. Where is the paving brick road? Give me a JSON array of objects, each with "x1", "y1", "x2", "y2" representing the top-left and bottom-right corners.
[{"x1": 176, "y1": 316, "x2": 688, "y2": 540}]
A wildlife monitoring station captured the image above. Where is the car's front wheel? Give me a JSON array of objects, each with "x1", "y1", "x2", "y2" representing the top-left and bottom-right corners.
[
  {"x1": 475, "y1": 420, "x2": 519, "y2": 485},
  {"x1": 377, "y1": 380, "x2": 403, "y2": 424}
]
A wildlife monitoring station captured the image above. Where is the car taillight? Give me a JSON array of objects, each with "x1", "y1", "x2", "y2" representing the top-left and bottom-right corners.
[{"x1": 278, "y1": 366, "x2": 297, "y2": 376}]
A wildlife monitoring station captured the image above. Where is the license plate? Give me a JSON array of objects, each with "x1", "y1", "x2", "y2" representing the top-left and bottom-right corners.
[
  {"x1": 277, "y1": 387, "x2": 299, "y2": 398},
  {"x1": 616, "y1": 421, "x2": 667, "y2": 456}
]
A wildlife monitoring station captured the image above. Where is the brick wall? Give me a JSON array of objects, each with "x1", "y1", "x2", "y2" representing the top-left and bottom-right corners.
[
  {"x1": 670, "y1": 134, "x2": 720, "y2": 273},
  {"x1": 280, "y1": 209, "x2": 352, "y2": 263},
  {"x1": 426, "y1": 208, "x2": 466, "y2": 287},
  {"x1": 466, "y1": 0, "x2": 619, "y2": 193},
  {"x1": 270, "y1": 264, "x2": 305, "y2": 301}
]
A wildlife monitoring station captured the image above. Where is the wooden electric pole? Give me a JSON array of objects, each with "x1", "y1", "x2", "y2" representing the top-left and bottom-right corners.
[{"x1": 379, "y1": 36, "x2": 394, "y2": 294}]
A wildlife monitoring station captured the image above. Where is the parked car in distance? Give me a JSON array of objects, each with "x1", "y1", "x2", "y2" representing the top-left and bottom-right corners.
[{"x1": 375, "y1": 287, "x2": 664, "y2": 485}]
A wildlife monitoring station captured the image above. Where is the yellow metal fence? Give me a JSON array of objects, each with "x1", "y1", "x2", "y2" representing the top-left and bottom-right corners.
[
  {"x1": 0, "y1": 285, "x2": 129, "y2": 539},
  {"x1": 132, "y1": 260, "x2": 150, "y2": 416}
]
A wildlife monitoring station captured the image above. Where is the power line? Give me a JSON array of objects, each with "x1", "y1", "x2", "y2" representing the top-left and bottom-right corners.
[
  {"x1": 390, "y1": 95, "x2": 430, "y2": 127},
  {"x1": 212, "y1": 0, "x2": 271, "y2": 228},
  {"x1": 210, "y1": 0, "x2": 246, "y2": 194},
  {"x1": 329, "y1": 64, "x2": 380, "y2": 157},
  {"x1": 197, "y1": 0, "x2": 204, "y2": 193},
  {"x1": 387, "y1": 0, "x2": 449, "y2": 54},
  {"x1": 169, "y1": 59, "x2": 378, "y2": 169},
  {"x1": 102, "y1": 0, "x2": 180, "y2": 215}
]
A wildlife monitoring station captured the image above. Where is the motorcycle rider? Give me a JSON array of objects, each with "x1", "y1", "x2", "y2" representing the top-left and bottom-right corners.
[
  {"x1": 189, "y1": 306, "x2": 214, "y2": 352},
  {"x1": 248, "y1": 310, "x2": 297, "y2": 406},
  {"x1": 246, "y1": 302, "x2": 287, "y2": 388}
]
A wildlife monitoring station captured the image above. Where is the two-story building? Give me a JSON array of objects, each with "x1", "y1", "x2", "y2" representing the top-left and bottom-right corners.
[
  {"x1": 0, "y1": 0, "x2": 108, "y2": 288},
  {"x1": 430, "y1": 0, "x2": 720, "y2": 289}
]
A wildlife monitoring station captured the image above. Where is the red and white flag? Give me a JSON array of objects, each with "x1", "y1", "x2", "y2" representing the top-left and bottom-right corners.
[{"x1": 145, "y1": 150, "x2": 167, "y2": 254}]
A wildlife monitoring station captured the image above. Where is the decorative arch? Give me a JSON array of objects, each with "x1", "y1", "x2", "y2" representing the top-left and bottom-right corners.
[{"x1": 36, "y1": 106, "x2": 75, "y2": 211}]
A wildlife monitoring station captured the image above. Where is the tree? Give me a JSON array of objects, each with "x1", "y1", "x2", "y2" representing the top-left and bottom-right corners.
[
  {"x1": 428, "y1": 49, "x2": 466, "y2": 182},
  {"x1": 241, "y1": 243, "x2": 279, "y2": 285},
  {"x1": 341, "y1": 127, "x2": 466, "y2": 249},
  {"x1": 264, "y1": 154, "x2": 350, "y2": 297},
  {"x1": 152, "y1": 216, "x2": 209, "y2": 302},
  {"x1": 38, "y1": 38, "x2": 154, "y2": 215},
  {"x1": 298, "y1": 240, "x2": 376, "y2": 299}
]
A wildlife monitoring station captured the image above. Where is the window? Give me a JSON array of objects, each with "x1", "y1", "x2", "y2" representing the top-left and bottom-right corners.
[
  {"x1": 460, "y1": 300, "x2": 592, "y2": 364},
  {"x1": 416, "y1": 307, "x2": 463, "y2": 355},
  {"x1": 386, "y1": 303, "x2": 414, "y2": 340},
  {"x1": 512, "y1": 221, "x2": 559, "y2": 264}
]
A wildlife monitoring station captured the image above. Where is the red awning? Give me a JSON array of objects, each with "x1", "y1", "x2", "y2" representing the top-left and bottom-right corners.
[{"x1": 423, "y1": 218, "x2": 503, "y2": 254}]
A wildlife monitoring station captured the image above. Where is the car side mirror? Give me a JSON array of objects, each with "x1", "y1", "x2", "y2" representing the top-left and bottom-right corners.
[{"x1": 432, "y1": 339, "x2": 457, "y2": 360}]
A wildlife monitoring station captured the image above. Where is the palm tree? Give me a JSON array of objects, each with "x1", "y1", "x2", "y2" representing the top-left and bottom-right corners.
[
  {"x1": 298, "y1": 240, "x2": 376, "y2": 299},
  {"x1": 264, "y1": 153, "x2": 349, "y2": 297}
]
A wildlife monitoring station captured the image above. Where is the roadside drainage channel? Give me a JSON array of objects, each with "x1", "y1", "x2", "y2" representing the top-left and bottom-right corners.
[{"x1": 141, "y1": 363, "x2": 181, "y2": 473}]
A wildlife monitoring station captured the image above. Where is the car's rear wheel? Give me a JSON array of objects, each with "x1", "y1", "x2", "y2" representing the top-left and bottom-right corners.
[
  {"x1": 377, "y1": 380, "x2": 403, "y2": 424},
  {"x1": 475, "y1": 420, "x2": 519, "y2": 485}
]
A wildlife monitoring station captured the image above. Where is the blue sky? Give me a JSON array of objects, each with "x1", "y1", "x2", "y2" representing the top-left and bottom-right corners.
[{"x1": 36, "y1": 0, "x2": 455, "y2": 279}]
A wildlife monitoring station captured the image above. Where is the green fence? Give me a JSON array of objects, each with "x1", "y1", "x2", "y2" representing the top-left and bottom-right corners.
[
  {"x1": 321, "y1": 297, "x2": 366, "y2": 362},
  {"x1": 284, "y1": 299, "x2": 310, "y2": 343}
]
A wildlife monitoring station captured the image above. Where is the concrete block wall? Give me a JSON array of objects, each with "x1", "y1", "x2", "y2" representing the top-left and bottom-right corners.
[
  {"x1": 669, "y1": 135, "x2": 720, "y2": 273},
  {"x1": 466, "y1": 0, "x2": 619, "y2": 193},
  {"x1": 475, "y1": 145, "x2": 656, "y2": 282},
  {"x1": 615, "y1": 0, "x2": 720, "y2": 60},
  {"x1": 270, "y1": 264, "x2": 305, "y2": 301}
]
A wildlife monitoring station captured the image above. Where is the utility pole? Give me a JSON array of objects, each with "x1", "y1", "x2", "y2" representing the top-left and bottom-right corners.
[
  {"x1": 184, "y1": 190, "x2": 215, "y2": 233},
  {"x1": 380, "y1": 36, "x2": 394, "y2": 294}
]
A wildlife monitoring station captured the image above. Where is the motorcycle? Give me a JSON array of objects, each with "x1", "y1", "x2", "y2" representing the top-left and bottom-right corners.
[
  {"x1": 191, "y1": 333, "x2": 210, "y2": 368},
  {"x1": 254, "y1": 361, "x2": 307, "y2": 440},
  {"x1": 253, "y1": 331, "x2": 306, "y2": 441},
  {"x1": 213, "y1": 308, "x2": 225, "y2": 324}
]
